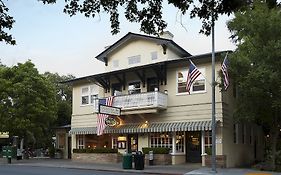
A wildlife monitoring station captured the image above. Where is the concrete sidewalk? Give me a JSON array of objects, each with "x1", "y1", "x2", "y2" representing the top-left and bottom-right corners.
[
  {"x1": 0, "y1": 158, "x2": 200, "y2": 175},
  {"x1": 1, "y1": 158, "x2": 280, "y2": 175}
]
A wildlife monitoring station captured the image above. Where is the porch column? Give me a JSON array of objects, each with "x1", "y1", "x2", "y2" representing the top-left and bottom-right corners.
[
  {"x1": 201, "y1": 131, "x2": 207, "y2": 166},
  {"x1": 172, "y1": 132, "x2": 176, "y2": 154}
]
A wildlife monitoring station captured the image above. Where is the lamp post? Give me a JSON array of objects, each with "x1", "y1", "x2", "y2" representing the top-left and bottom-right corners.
[{"x1": 211, "y1": 7, "x2": 217, "y2": 174}]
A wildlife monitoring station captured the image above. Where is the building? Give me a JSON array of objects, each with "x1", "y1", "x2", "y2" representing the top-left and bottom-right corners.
[{"x1": 65, "y1": 32, "x2": 264, "y2": 167}]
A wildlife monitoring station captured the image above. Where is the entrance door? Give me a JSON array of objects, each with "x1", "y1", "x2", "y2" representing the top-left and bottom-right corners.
[
  {"x1": 186, "y1": 132, "x2": 201, "y2": 163},
  {"x1": 68, "y1": 137, "x2": 72, "y2": 159},
  {"x1": 127, "y1": 134, "x2": 138, "y2": 153}
]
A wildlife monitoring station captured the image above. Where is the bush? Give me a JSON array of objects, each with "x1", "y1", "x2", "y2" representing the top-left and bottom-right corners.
[
  {"x1": 142, "y1": 147, "x2": 170, "y2": 154},
  {"x1": 73, "y1": 148, "x2": 118, "y2": 153}
]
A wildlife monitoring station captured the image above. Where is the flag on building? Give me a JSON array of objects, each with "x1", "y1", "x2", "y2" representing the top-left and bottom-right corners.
[
  {"x1": 222, "y1": 54, "x2": 230, "y2": 90},
  {"x1": 97, "y1": 96, "x2": 114, "y2": 136},
  {"x1": 186, "y1": 60, "x2": 202, "y2": 94}
]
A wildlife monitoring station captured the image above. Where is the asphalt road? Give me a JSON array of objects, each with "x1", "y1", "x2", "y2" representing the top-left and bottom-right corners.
[{"x1": 0, "y1": 165, "x2": 139, "y2": 175}]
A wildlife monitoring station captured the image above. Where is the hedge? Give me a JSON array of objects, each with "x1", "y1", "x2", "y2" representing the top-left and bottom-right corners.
[
  {"x1": 142, "y1": 147, "x2": 170, "y2": 154},
  {"x1": 73, "y1": 148, "x2": 118, "y2": 153}
]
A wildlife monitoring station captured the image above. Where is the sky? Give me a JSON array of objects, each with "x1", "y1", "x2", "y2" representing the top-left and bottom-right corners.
[{"x1": 0, "y1": 0, "x2": 236, "y2": 78}]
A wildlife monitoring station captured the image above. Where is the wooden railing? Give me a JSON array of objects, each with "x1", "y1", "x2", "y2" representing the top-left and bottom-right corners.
[{"x1": 93, "y1": 91, "x2": 168, "y2": 112}]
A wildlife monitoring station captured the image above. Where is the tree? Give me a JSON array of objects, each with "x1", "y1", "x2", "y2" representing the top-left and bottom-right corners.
[
  {"x1": 43, "y1": 72, "x2": 75, "y2": 126},
  {"x1": 228, "y1": 1, "x2": 281, "y2": 170},
  {"x1": 0, "y1": 61, "x2": 57, "y2": 148},
  {"x1": 2, "y1": 0, "x2": 279, "y2": 45},
  {"x1": 0, "y1": 0, "x2": 15, "y2": 45}
]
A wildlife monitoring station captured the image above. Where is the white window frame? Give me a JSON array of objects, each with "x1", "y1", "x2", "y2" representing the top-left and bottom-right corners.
[
  {"x1": 81, "y1": 85, "x2": 98, "y2": 106},
  {"x1": 150, "y1": 132, "x2": 173, "y2": 151},
  {"x1": 128, "y1": 55, "x2": 141, "y2": 65},
  {"x1": 128, "y1": 81, "x2": 141, "y2": 95},
  {"x1": 151, "y1": 51, "x2": 158, "y2": 61},
  {"x1": 112, "y1": 60, "x2": 119, "y2": 69},
  {"x1": 76, "y1": 135, "x2": 85, "y2": 149},
  {"x1": 176, "y1": 68, "x2": 206, "y2": 95},
  {"x1": 175, "y1": 131, "x2": 185, "y2": 154}
]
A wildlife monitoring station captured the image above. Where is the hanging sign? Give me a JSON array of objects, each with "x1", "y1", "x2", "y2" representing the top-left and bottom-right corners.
[
  {"x1": 99, "y1": 104, "x2": 121, "y2": 116},
  {"x1": 105, "y1": 117, "x2": 118, "y2": 127}
]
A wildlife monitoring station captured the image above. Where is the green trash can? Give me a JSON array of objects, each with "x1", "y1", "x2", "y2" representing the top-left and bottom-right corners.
[{"x1": 122, "y1": 153, "x2": 132, "y2": 169}]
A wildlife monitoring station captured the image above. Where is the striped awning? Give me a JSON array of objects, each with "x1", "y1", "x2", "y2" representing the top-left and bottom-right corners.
[{"x1": 69, "y1": 121, "x2": 212, "y2": 135}]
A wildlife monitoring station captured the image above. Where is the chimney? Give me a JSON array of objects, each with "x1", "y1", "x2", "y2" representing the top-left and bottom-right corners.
[{"x1": 159, "y1": 31, "x2": 174, "y2": 40}]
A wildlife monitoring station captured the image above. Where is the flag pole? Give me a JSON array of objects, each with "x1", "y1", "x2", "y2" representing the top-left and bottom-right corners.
[{"x1": 211, "y1": 3, "x2": 217, "y2": 173}]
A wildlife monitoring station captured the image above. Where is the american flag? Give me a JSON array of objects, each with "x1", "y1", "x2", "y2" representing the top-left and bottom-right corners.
[
  {"x1": 186, "y1": 60, "x2": 202, "y2": 94},
  {"x1": 97, "y1": 96, "x2": 114, "y2": 136},
  {"x1": 222, "y1": 54, "x2": 229, "y2": 90}
]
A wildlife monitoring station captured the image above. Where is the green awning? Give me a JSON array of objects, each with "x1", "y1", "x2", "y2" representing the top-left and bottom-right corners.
[{"x1": 69, "y1": 120, "x2": 212, "y2": 135}]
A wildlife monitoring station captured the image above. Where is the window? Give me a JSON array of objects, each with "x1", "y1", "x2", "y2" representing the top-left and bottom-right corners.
[
  {"x1": 128, "y1": 55, "x2": 141, "y2": 65},
  {"x1": 242, "y1": 124, "x2": 247, "y2": 144},
  {"x1": 175, "y1": 132, "x2": 185, "y2": 153},
  {"x1": 177, "y1": 68, "x2": 206, "y2": 94},
  {"x1": 81, "y1": 85, "x2": 98, "y2": 105},
  {"x1": 76, "y1": 135, "x2": 85, "y2": 149},
  {"x1": 128, "y1": 81, "x2": 141, "y2": 94},
  {"x1": 205, "y1": 131, "x2": 212, "y2": 150},
  {"x1": 112, "y1": 137, "x2": 118, "y2": 149},
  {"x1": 150, "y1": 132, "x2": 172, "y2": 150},
  {"x1": 151, "y1": 51, "x2": 158, "y2": 60},
  {"x1": 112, "y1": 60, "x2": 119, "y2": 69}
]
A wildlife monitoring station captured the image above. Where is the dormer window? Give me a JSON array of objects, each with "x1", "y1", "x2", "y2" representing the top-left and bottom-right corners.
[
  {"x1": 151, "y1": 51, "x2": 158, "y2": 60},
  {"x1": 112, "y1": 60, "x2": 119, "y2": 69},
  {"x1": 128, "y1": 55, "x2": 141, "y2": 65}
]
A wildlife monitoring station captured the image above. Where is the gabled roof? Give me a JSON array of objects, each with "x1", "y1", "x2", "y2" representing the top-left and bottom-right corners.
[
  {"x1": 95, "y1": 32, "x2": 192, "y2": 63},
  {"x1": 64, "y1": 50, "x2": 231, "y2": 86}
]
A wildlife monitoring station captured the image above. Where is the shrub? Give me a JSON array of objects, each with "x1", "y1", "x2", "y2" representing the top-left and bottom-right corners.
[
  {"x1": 142, "y1": 147, "x2": 170, "y2": 154},
  {"x1": 73, "y1": 148, "x2": 118, "y2": 153}
]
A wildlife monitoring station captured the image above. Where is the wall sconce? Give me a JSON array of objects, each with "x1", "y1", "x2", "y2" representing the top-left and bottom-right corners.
[
  {"x1": 154, "y1": 88, "x2": 158, "y2": 92},
  {"x1": 164, "y1": 90, "x2": 168, "y2": 94}
]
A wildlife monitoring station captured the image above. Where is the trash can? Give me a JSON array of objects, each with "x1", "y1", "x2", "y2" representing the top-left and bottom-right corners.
[
  {"x1": 134, "y1": 151, "x2": 144, "y2": 170},
  {"x1": 122, "y1": 153, "x2": 132, "y2": 169}
]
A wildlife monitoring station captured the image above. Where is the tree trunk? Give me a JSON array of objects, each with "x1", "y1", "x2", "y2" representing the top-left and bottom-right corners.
[{"x1": 269, "y1": 125, "x2": 279, "y2": 170}]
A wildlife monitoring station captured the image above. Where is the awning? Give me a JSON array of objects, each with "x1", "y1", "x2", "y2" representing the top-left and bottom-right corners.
[{"x1": 69, "y1": 121, "x2": 212, "y2": 135}]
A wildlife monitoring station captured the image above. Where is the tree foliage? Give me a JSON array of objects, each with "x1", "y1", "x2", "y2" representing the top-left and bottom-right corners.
[
  {"x1": 43, "y1": 72, "x2": 75, "y2": 126},
  {"x1": 0, "y1": 0, "x2": 15, "y2": 45},
  {"x1": 0, "y1": 61, "x2": 57, "y2": 147},
  {"x1": 2, "y1": 0, "x2": 278, "y2": 45},
  {"x1": 228, "y1": 1, "x2": 281, "y2": 169}
]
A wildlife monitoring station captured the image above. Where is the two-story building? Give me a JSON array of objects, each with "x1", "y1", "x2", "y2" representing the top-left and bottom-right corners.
[{"x1": 65, "y1": 32, "x2": 264, "y2": 167}]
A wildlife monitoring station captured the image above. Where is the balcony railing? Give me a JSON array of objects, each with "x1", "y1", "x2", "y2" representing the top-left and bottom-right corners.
[{"x1": 93, "y1": 91, "x2": 168, "y2": 113}]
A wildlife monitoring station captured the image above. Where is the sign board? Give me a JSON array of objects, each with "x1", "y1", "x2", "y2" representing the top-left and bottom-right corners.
[
  {"x1": 99, "y1": 104, "x2": 121, "y2": 116},
  {"x1": 0, "y1": 132, "x2": 9, "y2": 139},
  {"x1": 105, "y1": 117, "x2": 118, "y2": 127}
]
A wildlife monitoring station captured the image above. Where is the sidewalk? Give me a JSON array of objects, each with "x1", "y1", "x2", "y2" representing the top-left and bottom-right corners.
[
  {"x1": 1, "y1": 158, "x2": 280, "y2": 175},
  {"x1": 0, "y1": 158, "x2": 200, "y2": 175}
]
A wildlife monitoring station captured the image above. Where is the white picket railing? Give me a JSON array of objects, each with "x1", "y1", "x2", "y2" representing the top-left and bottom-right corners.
[{"x1": 93, "y1": 91, "x2": 168, "y2": 112}]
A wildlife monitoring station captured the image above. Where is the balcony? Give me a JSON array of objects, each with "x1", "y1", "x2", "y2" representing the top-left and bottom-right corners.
[{"x1": 94, "y1": 91, "x2": 168, "y2": 115}]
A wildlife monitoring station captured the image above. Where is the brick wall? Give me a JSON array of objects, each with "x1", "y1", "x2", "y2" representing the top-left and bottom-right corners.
[
  {"x1": 72, "y1": 153, "x2": 122, "y2": 163},
  {"x1": 144, "y1": 154, "x2": 172, "y2": 165},
  {"x1": 205, "y1": 155, "x2": 226, "y2": 168}
]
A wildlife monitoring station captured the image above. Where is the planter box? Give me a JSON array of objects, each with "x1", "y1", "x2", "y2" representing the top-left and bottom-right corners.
[
  {"x1": 72, "y1": 153, "x2": 122, "y2": 163},
  {"x1": 205, "y1": 155, "x2": 226, "y2": 168},
  {"x1": 144, "y1": 154, "x2": 172, "y2": 165}
]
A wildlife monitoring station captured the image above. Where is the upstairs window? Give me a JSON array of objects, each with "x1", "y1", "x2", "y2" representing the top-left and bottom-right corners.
[
  {"x1": 81, "y1": 85, "x2": 98, "y2": 105},
  {"x1": 128, "y1": 81, "x2": 141, "y2": 94},
  {"x1": 151, "y1": 51, "x2": 158, "y2": 60},
  {"x1": 112, "y1": 60, "x2": 119, "y2": 69},
  {"x1": 177, "y1": 68, "x2": 206, "y2": 94},
  {"x1": 128, "y1": 55, "x2": 141, "y2": 65}
]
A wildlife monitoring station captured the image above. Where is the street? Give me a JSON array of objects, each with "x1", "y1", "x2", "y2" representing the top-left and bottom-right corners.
[{"x1": 0, "y1": 165, "x2": 142, "y2": 175}]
